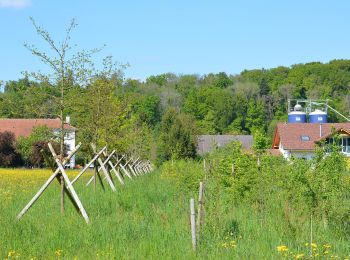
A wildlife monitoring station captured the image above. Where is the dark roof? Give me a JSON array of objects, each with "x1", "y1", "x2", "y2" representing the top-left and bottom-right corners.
[
  {"x1": 272, "y1": 122, "x2": 350, "y2": 150},
  {"x1": 197, "y1": 135, "x2": 253, "y2": 155},
  {"x1": 0, "y1": 118, "x2": 75, "y2": 138}
]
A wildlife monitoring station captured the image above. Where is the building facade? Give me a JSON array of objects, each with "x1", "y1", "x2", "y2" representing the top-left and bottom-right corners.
[
  {"x1": 271, "y1": 122, "x2": 350, "y2": 160},
  {"x1": 0, "y1": 118, "x2": 76, "y2": 167}
]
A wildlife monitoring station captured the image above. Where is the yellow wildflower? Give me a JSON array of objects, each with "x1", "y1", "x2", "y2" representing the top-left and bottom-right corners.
[
  {"x1": 311, "y1": 243, "x2": 317, "y2": 248},
  {"x1": 277, "y1": 245, "x2": 289, "y2": 252},
  {"x1": 55, "y1": 249, "x2": 63, "y2": 257},
  {"x1": 323, "y1": 244, "x2": 331, "y2": 249},
  {"x1": 295, "y1": 253, "x2": 304, "y2": 259},
  {"x1": 221, "y1": 242, "x2": 228, "y2": 248},
  {"x1": 230, "y1": 240, "x2": 237, "y2": 248},
  {"x1": 8, "y1": 250, "x2": 16, "y2": 257}
]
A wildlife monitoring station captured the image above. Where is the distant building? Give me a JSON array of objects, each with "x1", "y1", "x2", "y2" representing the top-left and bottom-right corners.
[
  {"x1": 271, "y1": 122, "x2": 350, "y2": 160},
  {"x1": 197, "y1": 135, "x2": 253, "y2": 155},
  {"x1": 0, "y1": 118, "x2": 76, "y2": 167}
]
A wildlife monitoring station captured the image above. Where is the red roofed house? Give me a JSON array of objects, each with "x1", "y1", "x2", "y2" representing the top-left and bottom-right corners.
[
  {"x1": 0, "y1": 118, "x2": 76, "y2": 167},
  {"x1": 272, "y1": 122, "x2": 350, "y2": 160}
]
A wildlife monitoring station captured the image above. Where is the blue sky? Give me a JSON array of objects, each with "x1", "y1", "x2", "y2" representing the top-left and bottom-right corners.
[{"x1": 1, "y1": 0, "x2": 350, "y2": 82}]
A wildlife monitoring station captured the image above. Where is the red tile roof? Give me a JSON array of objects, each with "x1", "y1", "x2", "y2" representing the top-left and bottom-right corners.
[
  {"x1": 0, "y1": 118, "x2": 75, "y2": 138},
  {"x1": 272, "y1": 122, "x2": 350, "y2": 150}
]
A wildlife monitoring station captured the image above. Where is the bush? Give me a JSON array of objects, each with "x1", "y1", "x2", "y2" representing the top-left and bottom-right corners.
[
  {"x1": 16, "y1": 126, "x2": 55, "y2": 167},
  {"x1": 0, "y1": 131, "x2": 22, "y2": 167},
  {"x1": 29, "y1": 140, "x2": 63, "y2": 168}
]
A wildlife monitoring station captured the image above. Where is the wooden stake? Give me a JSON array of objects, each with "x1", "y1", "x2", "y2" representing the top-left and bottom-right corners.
[
  {"x1": 48, "y1": 143, "x2": 90, "y2": 223},
  {"x1": 60, "y1": 174, "x2": 65, "y2": 214},
  {"x1": 190, "y1": 198, "x2": 196, "y2": 251},
  {"x1": 71, "y1": 146, "x2": 107, "y2": 184},
  {"x1": 310, "y1": 214, "x2": 313, "y2": 257},
  {"x1": 197, "y1": 182, "x2": 204, "y2": 240},
  {"x1": 108, "y1": 161, "x2": 125, "y2": 185},
  {"x1": 17, "y1": 143, "x2": 82, "y2": 221},
  {"x1": 203, "y1": 159, "x2": 207, "y2": 180}
]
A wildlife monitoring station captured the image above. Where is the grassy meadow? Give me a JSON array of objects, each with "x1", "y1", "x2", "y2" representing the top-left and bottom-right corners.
[{"x1": 1, "y1": 166, "x2": 350, "y2": 259}]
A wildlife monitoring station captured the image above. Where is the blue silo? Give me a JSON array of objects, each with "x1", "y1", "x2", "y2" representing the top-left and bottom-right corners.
[
  {"x1": 309, "y1": 109, "x2": 327, "y2": 123},
  {"x1": 288, "y1": 104, "x2": 307, "y2": 123},
  {"x1": 288, "y1": 111, "x2": 307, "y2": 123}
]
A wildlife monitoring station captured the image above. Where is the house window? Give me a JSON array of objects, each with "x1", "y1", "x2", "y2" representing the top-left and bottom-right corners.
[
  {"x1": 300, "y1": 135, "x2": 310, "y2": 141},
  {"x1": 326, "y1": 137, "x2": 350, "y2": 154},
  {"x1": 342, "y1": 137, "x2": 350, "y2": 154}
]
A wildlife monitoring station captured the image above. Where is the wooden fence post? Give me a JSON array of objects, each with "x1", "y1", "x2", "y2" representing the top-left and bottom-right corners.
[
  {"x1": 190, "y1": 198, "x2": 196, "y2": 251},
  {"x1": 197, "y1": 182, "x2": 205, "y2": 241}
]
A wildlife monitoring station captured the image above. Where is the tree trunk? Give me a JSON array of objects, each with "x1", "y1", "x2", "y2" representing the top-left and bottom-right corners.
[{"x1": 60, "y1": 65, "x2": 65, "y2": 214}]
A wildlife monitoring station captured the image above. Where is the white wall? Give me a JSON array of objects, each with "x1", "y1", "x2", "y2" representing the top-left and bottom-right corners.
[{"x1": 53, "y1": 129, "x2": 76, "y2": 168}]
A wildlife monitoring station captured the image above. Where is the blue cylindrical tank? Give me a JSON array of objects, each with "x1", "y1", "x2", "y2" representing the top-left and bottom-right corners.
[
  {"x1": 288, "y1": 111, "x2": 307, "y2": 123},
  {"x1": 309, "y1": 109, "x2": 327, "y2": 123}
]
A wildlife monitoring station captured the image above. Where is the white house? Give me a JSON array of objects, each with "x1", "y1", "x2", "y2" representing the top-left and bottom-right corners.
[
  {"x1": 0, "y1": 118, "x2": 76, "y2": 168},
  {"x1": 271, "y1": 122, "x2": 350, "y2": 160}
]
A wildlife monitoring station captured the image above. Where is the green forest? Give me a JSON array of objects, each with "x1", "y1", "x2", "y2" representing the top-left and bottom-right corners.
[{"x1": 1, "y1": 59, "x2": 350, "y2": 165}]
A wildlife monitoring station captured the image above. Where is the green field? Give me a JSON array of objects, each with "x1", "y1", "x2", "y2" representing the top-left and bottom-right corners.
[{"x1": 1, "y1": 167, "x2": 350, "y2": 259}]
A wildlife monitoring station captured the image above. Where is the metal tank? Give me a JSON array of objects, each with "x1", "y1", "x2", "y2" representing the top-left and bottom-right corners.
[
  {"x1": 309, "y1": 109, "x2": 327, "y2": 123},
  {"x1": 288, "y1": 104, "x2": 306, "y2": 123}
]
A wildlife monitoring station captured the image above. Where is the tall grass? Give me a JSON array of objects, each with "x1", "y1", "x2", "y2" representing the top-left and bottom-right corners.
[
  {"x1": 0, "y1": 169, "x2": 193, "y2": 259},
  {"x1": 1, "y1": 166, "x2": 350, "y2": 259}
]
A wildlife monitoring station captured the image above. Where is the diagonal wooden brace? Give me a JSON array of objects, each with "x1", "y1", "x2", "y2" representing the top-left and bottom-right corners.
[
  {"x1": 17, "y1": 143, "x2": 83, "y2": 221},
  {"x1": 71, "y1": 146, "x2": 107, "y2": 184},
  {"x1": 48, "y1": 143, "x2": 90, "y2": 223},
  {"x1": 87, "y1": 144, "x2": 116, "y2": 191},
  {"x1": 86, "y1": 150, "x2": 119, "y2": 186}
]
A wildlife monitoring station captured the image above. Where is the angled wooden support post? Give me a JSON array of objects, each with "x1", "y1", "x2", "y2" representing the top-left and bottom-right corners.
[
  {"x1": 87, "y1": 144, "x2": 116, "y2": 192},
  {"x1": 47, "y1": 143, "x2": 90, "y2": 223},
  {"x1": 147, "y1": 160, "x2": 153, "y2": 172},
  {"x1": 108, "y1": 159, "x2": 125, "y2": 185},
  {"x1": 17, "y1": 143, "x2": 90, "y2": 224},
  {"x1": 146, "y1": 160, "x2": 153, "y2": 172},
  {"x1": 135, "y1": 161, "x2": 144, "y2": 175},
  {"x1": 141, "y1": 162, "x2": 148, "y2": 174},
  {"x1": 71, "y1": 146, "x2": 107, "y2": 184},
  {"x1": 124, "y1": 156, "x2": 134, "y2": 175},
  {"x1": 136, "y1": 162, "x2": 143, "y2": 175},
  {"x1": 128, "y1": 157, "x2": 139, "y2": 176},
  {"x1": 86, "y1": 149, "x2": 120, "y2": 186},
  {"x1": 119, "y1": 161, "x2": 133, "y2": 179},
  {"x1": 143, "y1": 161, "x2": 150, "y2": 173},
  {"x1": 92, "y1": 150, "x2": 125, "y2": 186},
  {"x1": 141, "y1": 163, "x2": 148, "y2": 174}
]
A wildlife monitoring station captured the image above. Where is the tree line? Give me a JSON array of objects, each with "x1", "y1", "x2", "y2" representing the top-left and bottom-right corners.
[{"x1": 1, "y1": 59, "x2": 350, "y2": 166}]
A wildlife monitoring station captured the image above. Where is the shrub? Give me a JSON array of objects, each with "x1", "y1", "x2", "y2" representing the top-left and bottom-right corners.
[
  {"x1": 16, "y1": 126, "x2": 55, "y2": 167},
  {"x1": 0, "y1": 131, "x2": 22, "y2": 167},
  {"x1": 29, "y1": 140, "x2": 63, "y2": 168}
]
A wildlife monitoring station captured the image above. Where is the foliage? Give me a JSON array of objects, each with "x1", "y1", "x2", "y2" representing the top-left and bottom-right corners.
[
  {"x1": 0, "y1": 131, "x2": 22, "y2": 167},
  {"x1": 2, "y1": 59, "x2": 350, "y2": 165},
  {"x1": 29, "y1": 140, "x2": 63, "y2": 168},
  {"x1": 164, "y1": 140, "x2": 350, "y2": 252},
  {"x1": 16, "y1": 126, "x2": 54, "y2": 166},
  {"x1": 157, "y1": 108, "x2": 198, "y2": 164}
]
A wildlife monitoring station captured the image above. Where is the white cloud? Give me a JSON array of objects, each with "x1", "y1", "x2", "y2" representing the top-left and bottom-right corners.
[{"x1": 0, "y1": 0, "x2": 31, "y2": 8}]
